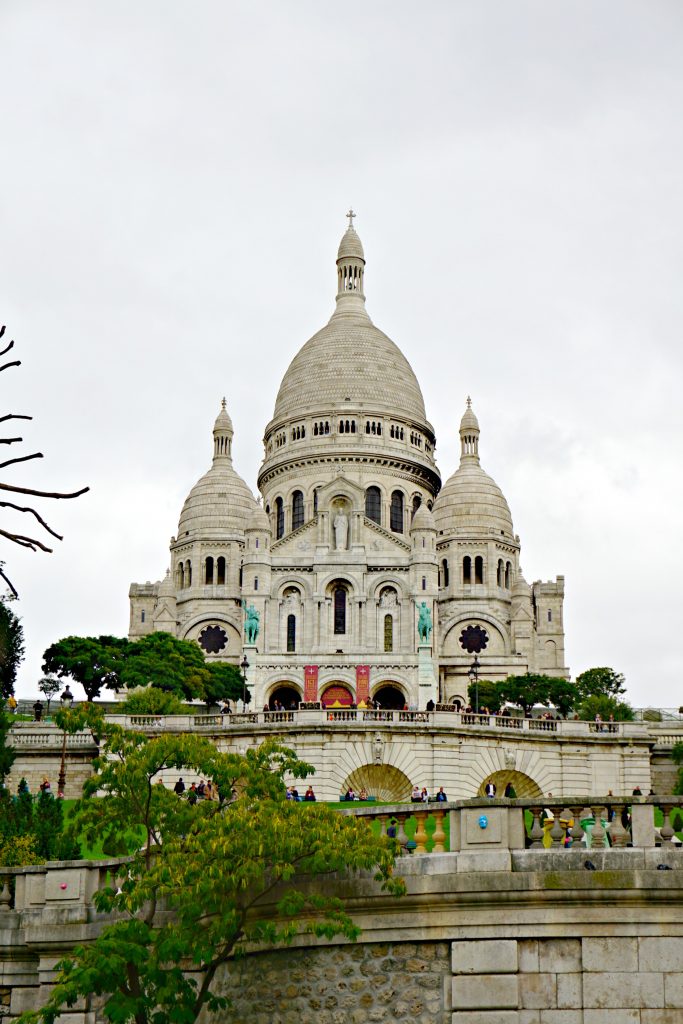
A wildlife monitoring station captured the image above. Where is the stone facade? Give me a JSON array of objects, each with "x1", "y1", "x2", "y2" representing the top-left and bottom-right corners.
[{"x1": 128, "y1": 217, "x2": 569, "y2": 711}]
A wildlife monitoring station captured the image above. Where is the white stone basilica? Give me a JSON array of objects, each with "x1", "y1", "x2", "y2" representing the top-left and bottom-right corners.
[{"x1": 129, "y1": 217, "x2": 568, "y2": 710}]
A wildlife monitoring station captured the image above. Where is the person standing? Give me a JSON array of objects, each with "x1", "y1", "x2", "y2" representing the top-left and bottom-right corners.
[{"x1": 485, "y1": 780, "x2": 496, "y2": 798}]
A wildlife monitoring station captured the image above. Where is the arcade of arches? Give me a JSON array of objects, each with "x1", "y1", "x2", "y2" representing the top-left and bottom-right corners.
[{"x1": 341, "y1": 764, "x2": 413, "y2": 803}]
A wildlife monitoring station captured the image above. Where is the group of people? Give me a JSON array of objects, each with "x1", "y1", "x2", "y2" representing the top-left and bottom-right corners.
[
  {"x1": 342, "y1": 787, "x2": 371, "y2": 801},
  {"x1": 410, "y1": 785, "x2": 448, "y2": 803},
  {"x1": 286, "y1": 786, "x2": 316, "y2": 801},
  {"x1": 167, "y1": 777, "x2": 219, "y2": 803}
]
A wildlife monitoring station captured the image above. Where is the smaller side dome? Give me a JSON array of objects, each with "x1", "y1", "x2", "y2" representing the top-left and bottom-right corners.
[
  {"x1": 337, "y1": 210, "x2": 365, "y2": 261},
  {"x1": 158, "y1": 569, "x2": 175, "y2": 596},
  {"x1": 247, "y1": 503, "x2": 271, "y2": 533},
  {"x1": 460, "y1": 395, "x2": 480, "y2": 433},
  {"x1": 411, "y1": 503, "x2": 436, "y2": 532}
]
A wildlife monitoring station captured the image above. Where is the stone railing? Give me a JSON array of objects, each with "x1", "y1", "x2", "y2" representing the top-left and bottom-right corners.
[
  {"x1": 8, "y1": 725, "x2": 97, "y2": 749},
  {"x1": 96, "y1": 711, "x2": 650, "y2": 738}
]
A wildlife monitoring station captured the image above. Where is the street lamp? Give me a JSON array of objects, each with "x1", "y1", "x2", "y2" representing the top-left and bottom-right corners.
[
  {"x1": 240, "y1": 656, "x2": 249, "y2": 712},
  {"x1": 57, "y1": 686, "x2": 74, "y2": 795},
  {"x1": 468, "y1": 656, "x2": 481, "y2": 715}
]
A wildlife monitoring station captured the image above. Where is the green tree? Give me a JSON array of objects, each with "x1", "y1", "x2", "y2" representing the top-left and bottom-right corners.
[
  {"x1": 575, "y1": 666, "x2": 627, "y2": 703},
  {"x1": 496, "y1": 673, "x2": 577, "y2": 717},
  {"x1": 0, "y1": 598, "x2": 24, "y2": 698},
  {"x1": 577, "y1": 694, "x2": 634, "y2": 723},
  {"x1": 120, "y1": 633, "x2": 208, "y2": 700},
  {"x1": 543, "y1": 678, "x2": 580, "y2": 718},
  {"x1": 467, "y1": 679, "x2": 502, "y2": 713},
  {"x1": 204, "y1": 662, "x2": 247, "y2": 708},
  {"x1": 20, "y1": 726, "x2": 403, "y2": 1024},
  {"x1": 42, "y1": 635, "x2": 129, "y2": 701},
  {"x1": 121, "y1": 688, "x2": 186, "y2": 716},
  {"x1": 38, "y1": 675, "x2": 61, "y2": 715},
  {"x1": 0, "y1": 698, "x2": 15, "y2": 782}
]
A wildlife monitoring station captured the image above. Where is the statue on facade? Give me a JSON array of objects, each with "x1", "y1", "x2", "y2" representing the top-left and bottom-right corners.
[
  {"x1": 333, "y1": 508, "x2": 349, "y2": 551},
  {"x1": 416, "y1": 601, "x2": 432, "y2": 643},
  {"x1": 242, "y1": 600, "x2": 260, "y2": 644}
]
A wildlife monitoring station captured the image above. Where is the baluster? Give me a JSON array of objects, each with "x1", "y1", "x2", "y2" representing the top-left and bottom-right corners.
[
  {"x1": 396, "y1": 813, "x2": 410, "y2": 852},
  {"x1": 432, "y1": 810, "x2": 446, "y2": 853},
  {"x1": 0, "y1": 877, "x2": 11, "y2": 911},
  {"x1": 414, "y1": 811, "x2": 428, "y2": 854},
  {"x1": 549, "y1": 811, "x2": 564, "y2": 848},
  {"x1": 610, "y1": 804, "x2": 629, "y2": 848},
  {"x1": 560, "y1": 807, "x2": 574, "y2": 847},
  {"x1": 529, "y1": 807, "x2": 545, "y2": 848},
  {"x1": 378, "y1": 814, "x2": 389, "y2": 838},
  {"x1": 591, "y1": 806, "x2": 606, "y2": 847},
  {"x1": 660, "y1": 804, "x2": 675, "y2": 846}
]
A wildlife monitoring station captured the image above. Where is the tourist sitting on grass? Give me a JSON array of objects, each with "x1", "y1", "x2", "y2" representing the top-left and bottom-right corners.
[
  {"x1": 304, "y1": 786, "x2": 316, "y2": 801},
  {"x1": 411, "y1": 785, "x2": 421, "y2": 802},
  {"x1": 344, "y1": 788, "x2": 355, "y2": 801},
  {"x1": 435, "y1": 787, "x2": 447, "y2": 802},
  {"x1": 358, "y1": 788, "x2": 368, "y2": 801}
]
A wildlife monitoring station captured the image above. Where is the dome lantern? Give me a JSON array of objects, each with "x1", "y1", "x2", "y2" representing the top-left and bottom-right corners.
[
  {"x1": 336, "y1": 209, "x2": 366, "y2": 309},
  {"x1": 460, "y1": 396, "x2": 480, "y2": 462},
  {"x1": 213, "y1": 397, "x2": 234, "y2": 461}
]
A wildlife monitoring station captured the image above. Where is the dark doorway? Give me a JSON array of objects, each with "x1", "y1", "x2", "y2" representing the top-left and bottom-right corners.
[
  {"x1": 268, "y1": 685, "x2": 301, "y2": 710},
  {"x1": 373, "y1": 684, "x2": 406, "y2": 710}
]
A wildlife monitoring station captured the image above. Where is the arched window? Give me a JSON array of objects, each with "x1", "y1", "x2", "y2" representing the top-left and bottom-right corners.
[
  {"x1": 254, "y1": 577, "x2": 258, "y2": 591},
  {"x1": 185, "y1": 560, "x2": 192, "y2": 587},
  {"x1": 205, "y1": 556, "x2": 214, "y2": 585},
  {"x1": 390, "y1": 490, "x2": 404, "y2": 533},
  {"x1": 216, "y1": 556, "x2": 226, "y2": 586},
  {"x1": 384, "y1": 614, "x2": 393, "y2": 652},
  {"x1": 463, "y1": 556, "x2": 471, "y2": 585},
  {"x1": 412, "y1": 494, "x2": 422, "y2": 521},
  {"x1": 287, "y1": 614, "x2": 296, "y2": 652},
  {"x1": 442, "y1": 558, "x2": 449, "y2": 587},
  {"x1": 275, "y1": 497, "x2": 284, "y2": 539},
  {"x1": 178, "y1": 563, "x2": 184, "y2": 589},
  {"x1": 505, "y1": 561, "x2": 512, "y2": 588},
  {"x1": 313, "y1": 488, "x2": 318, "y2": 514},
  {"x1": 497, "y1": 559, "x2": 504, "y2": 586},
  {"x1": 475, "y1": 555, "x2": 484, "y2": 584},
  {"x1": 292, "y1": 490, "x2": 304, "y2": 530},
  {"x1": 365, "y1": 486, "x2": 381, "y2": 525},
  {"x1": 334, "y1": 587, "x2": 346, "y2": 635}
]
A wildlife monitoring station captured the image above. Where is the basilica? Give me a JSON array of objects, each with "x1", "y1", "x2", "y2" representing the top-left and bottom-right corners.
[{"x1": 129, "y1": 217, "x2": 568, "y2": 710}]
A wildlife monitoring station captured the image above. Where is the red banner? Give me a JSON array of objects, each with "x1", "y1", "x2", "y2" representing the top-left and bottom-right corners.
[
  {"x1": 304, "y1": 665, "x2": 319, "y2": 702},
  {"x1": 356, "y1": 664, "x2": 370, "y2": 705}
]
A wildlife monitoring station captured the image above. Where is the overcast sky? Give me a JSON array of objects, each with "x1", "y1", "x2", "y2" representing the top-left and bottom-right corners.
[{"x1": 1, "y1": 1, "x2": 682, "y2": 708}]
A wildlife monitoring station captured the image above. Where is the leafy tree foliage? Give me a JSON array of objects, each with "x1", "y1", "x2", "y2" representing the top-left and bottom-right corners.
[
  {"x1": 120, "y1": 633, "x2": 207, "y2": 699},
  {"x1": 121, "y1": 688, "x2": 186, "y2": 716},
  {"x1": 0, "y1": 597, "x2": 24, "y2": 698},
  {"x1": 467, "y1": 679, "x2": 502, "y2": 713},
  {"x1": 20, "y1": 723, "x2": 402, "y2": 1024},
  {"x1": 671, "y1": 742, "x2": 683, "y2": 796},
  {"x1": 38, "y1": 675, "x2": 61, "y2": 714},
  {"x1": 575, "y1": 666, "x2": 627, "y2": 703},
  {"x1": 204, "y1": 662, "x2": 245, "y2": 708},
  {"x1": 42, "y1": 635, "x2": 128, "y2": 701},
  {"x1": 0, "y1": 698, "x2": 15, "y2": 781},
  {"x1": 0, "y1": 778, "x2": 79, "y2": 864},
  {"x1": 577, "y1": 694, "x2": 634, "y2": 722},
  {"x1": 496, "y1": 673, "x2": 579, "y2": 717}
]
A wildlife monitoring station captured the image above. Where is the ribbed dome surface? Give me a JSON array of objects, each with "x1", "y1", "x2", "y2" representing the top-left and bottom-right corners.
[
  {"x1": 433, "y1": 462, "x2": 514, "y2": 538},
  {"x1": 337, "y1": 226, "x2": 365, "y2": 261},
  {"x1": 178, "y1": 463, "x2": 258, "y2": 538},
  {"x1": 272, "y1": 308, "x2": 427, "y2": 423}
]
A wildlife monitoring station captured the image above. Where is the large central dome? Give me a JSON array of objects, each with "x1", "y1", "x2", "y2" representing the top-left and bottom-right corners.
[{"x1": 270, "y1": 219, "x2": 428, "y2": 427}]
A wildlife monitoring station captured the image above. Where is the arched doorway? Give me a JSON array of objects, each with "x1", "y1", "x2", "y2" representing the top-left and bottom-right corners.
[
  {"x1": 267, "y1": 685, "x2": 301, "y2": 710},
  {"x1": 341, "y1": 764, "x2": 412, "y2": 802},
  {"x1": 373, "y1": 684, "x2": 406, "y2": 710},
  {"x1": 477, "y1": 770, "x2": 543, "y2": 799},
  {"x1": 321, "y1": 683, "x2": 354, "y2": 707}
]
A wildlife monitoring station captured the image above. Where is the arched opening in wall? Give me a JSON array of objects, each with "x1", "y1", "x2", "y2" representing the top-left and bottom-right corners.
[
  {"x1": 185, "y1": 560, "x2": 192, "y2": 587},
  {"x1": 373, "y1": 684, "x2": 406, "y2": 710},
  {"x1": 477, "y1": 770, "x2": 543, "y2": 800},
  {"x1": 365, "y1": 485, "x2": 381, "y2": 525},
  {"x1": 178, "y1": 563, "x2": 184, "y2": 589},
  {"x1": 333, "y1": 586, "x2": 347, "y2": 634},
  {"x1": 205, "y1": 556, "x2": 214, "y2": 585},
  {"x1": 341, "y1": 764, "x2": 412, "y2": 802},
  {"x1": 292, "y1": 490, "x2": 304, "y2": 530},
  {"x1": 275, "y1": 497, "x2": 284, "y2": 540},
  {"x1": 450, "y1": 697, "x2": 463, "y2": 710},
  {"x1": 313, "y1": 487, "x2": 318, "y2": 514},
  {"x1": 216, "y1": 556, "x2": 226, "y2": 586},
  {"x1": 474, "y1": 555, "x2": 484, "y2": 584},
  {"x1": 390, "y1": 490, "x2": 404, "y2": 533},
  {"x1": 497, "y1": 559, "x2": 504, "y2": 587},
  {"x1": 441, "y1": 558, "x2": 449, "y2": 588},
  {"x1": 383, "y1": 614, "x2": 393, "y2": 652},
  {"x1": 505, "y1": 561, "x2": 512, "y2": 588},
  {"x1": 463, "y1": 556, "x2": 471, "y2": 585},
  {"x1": 321, "y1": 683, "x2": 354, "y2": 707},
  {"x1": 411, "y1": 494, "x2": 421, "y2": 521},
  {"x1": 267, "y1": 684, "x2": 302, "y2": 710},
  {"x1": 286, "y1": 614, "x2": 296, "y2": 653},
  {"x1": 544, "y1": 639, "x2": 557, "y2": 667}
]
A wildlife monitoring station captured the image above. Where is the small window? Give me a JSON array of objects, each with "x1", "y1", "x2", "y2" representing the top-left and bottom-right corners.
[
  {"x1": 463, "y1": 556, "x2": 471, "y2": 585},
  {"x1": 334, "y1": 587, "x2": 346, "y2": 635},
  {"x1": 313, "y1": 488, "x2": 318, "y2": 514},
  {"x1": 185, "y1": 560, "x2": 192, "y2": 587},
  {"x1": 275, "y1": 497, "x2": 284, "y2": 539},
  {"x1": 205, "y1": 556, "x2": 214, "y2": 585},
  {"x1": 141, "y1": 610, "x2": 145, "y2": 623},
  {"x1": 390, "y1": 490, "x2": 404, "y2": 533},
  {"x1": 547, "y1": 609, "x2": 552, "y2": 623},
  {"x1": 292, "y1": 490, "x2": 304, "y2": 530},
  {"x1": 383, "y1": 614, "x2": 393, "y2": 653},
  {"x1": 475, "y1": 555, "x2": 484, "y2": 585},
  {"x1": 365, "y1": 486, "x2": 381, "y2": 525},
  {"x1": 442, "y1": 559, "x2": 449, "y2": 588},
  {"x1": 505, "y1": 561, "x2": 511, "y2": 588},
  {"x1": 217, "y1": 556, "x2": 226, "y2": 586},
  {"x1": 254, "y1": 577, "x2": 259, "y2": 591},
  {"x1": 287, "y1": 614, "x2": 296, "y2": 652},
  {"x1": 422, "y1": 576, "x2": 426, "y2": 591},
  {"x1": 497, "y1": 559, "x2": 504, "y2": 587}
]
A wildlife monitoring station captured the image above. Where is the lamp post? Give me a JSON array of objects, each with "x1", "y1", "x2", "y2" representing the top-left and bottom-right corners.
[
  {"x1": 240, "y1": 656, "x2": 249, "y2": 712},
  {"x1": 57, "y1": 686, "x2": 73, "y2": 795},
  {"x1": 468, "y1": 656, "x2": 480, "y2": 715}
]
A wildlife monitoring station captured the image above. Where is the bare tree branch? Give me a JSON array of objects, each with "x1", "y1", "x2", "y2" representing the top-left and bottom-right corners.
[
  {"x1": 0, "y1": 437, "x2": 23, "y2": 445},
  {"x1": 0, "y1": 500, "x2": 63, "y2": 539},
  {"x1": 0, "y1": 360, "x2": 21, "y2": 373},
  {"x1": 0, "y1": 415, "x2": 32, "y2": 423},
  {"x1": 0, "y1": 481, "x2": 89, "y2": 499},
  {"x1": 0, "y1": 451, "x2": 43, "y2": 470},
  {"x1": 0, "y1": 527, "x2": 53, "y2": 552},
  {"x1": 0, "y1": 566, "x2": 18, "y2": 599}
]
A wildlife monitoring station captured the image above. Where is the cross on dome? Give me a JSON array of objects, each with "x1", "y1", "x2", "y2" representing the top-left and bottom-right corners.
[{"x1": 346, "y1": 208, "x2": 356, "y2": 228}]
